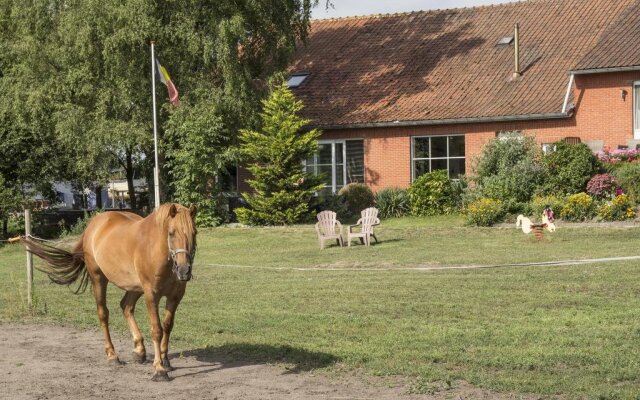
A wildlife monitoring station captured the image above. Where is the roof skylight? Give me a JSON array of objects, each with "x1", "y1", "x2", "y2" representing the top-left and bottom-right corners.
[
  {"x1": 287, "y1": 73, "x2": 309, "y2": 88},
  {"x1": 496, "y1": 36, "x2": 514, "y2": 46}
]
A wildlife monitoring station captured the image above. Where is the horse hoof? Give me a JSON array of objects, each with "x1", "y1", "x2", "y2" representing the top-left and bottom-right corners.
[
  {"x1": 132, "y1": 352, "x2": 146, "y2": 364},
  {"x1": 151, "y1": 372, "x2": 170, "y2": 382},
  {"x1": 161, "y1": 358, "x2": 175, "y2": 371},
  {"x1": 108, "y1": 357, "x2": 124, "y2": 366}
]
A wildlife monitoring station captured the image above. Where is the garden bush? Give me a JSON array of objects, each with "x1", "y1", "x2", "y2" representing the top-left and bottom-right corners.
[
  {"x1": 586, "y1": 173, "x2": 617, "y2": 199},
  {"x1": 408, "y1": 170, "x2": 459, "y2": 216},
  {"x1": 465, "y1": 198, "x2": 504, "y2": 227},
  {"x1": 597, "y1": 194, "x2": 636, "y2": 221},
  {"x1": 474, "y1": 134, "x2": 547, "y2": 205},
  {"x1": 612, "y1": 163, "x2": 640, "y2": 203},
  {"x1": 560, "y1": 192, "x2": 596, "y2": 221},
  {"x1": 338, "y1": 183, "x2": 375, "y2": 216},
  {"x1": 542, "y1": 141, "x2": 601, "y2": 195},
  {"x1": 313, "y1": 192, "x2": 350, "y2": 221},
  {"x1": 530, "y1": 194, "x2": 564, "y2": 218},
  {"x1": 375, "y1": 188, "x2": 410, "y2": 218}
]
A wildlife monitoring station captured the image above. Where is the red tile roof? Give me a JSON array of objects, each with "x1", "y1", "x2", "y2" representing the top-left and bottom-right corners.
[
  {"x1": 289, "y1": 0, "x2": 637, "y2": 128},
  {"x1": 572, "y1": 1, "x2": 640, "y2": 72}
]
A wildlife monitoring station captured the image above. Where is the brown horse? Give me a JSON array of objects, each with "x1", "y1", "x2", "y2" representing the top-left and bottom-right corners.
[{"x1": 22, "y1": 203, "x2": 197, "y2": 381}]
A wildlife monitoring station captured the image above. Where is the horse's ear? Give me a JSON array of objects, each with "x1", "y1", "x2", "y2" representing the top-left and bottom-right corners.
[
  {"x1": 189, "y1": 205, "x2": 197, "y2": 219},
  {"x1": 169, "y1": 204, "x2": 177, "y2": 218}
]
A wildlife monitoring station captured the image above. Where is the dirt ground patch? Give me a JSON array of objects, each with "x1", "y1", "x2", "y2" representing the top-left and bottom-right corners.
[{"x1": 0, "y1": 322, "x2": 539, "y2": 400}]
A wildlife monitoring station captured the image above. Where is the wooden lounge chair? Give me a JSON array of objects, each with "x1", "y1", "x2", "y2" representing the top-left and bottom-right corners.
[
  {"x1": 315, "y1": 211, "x2": 344, "y2": 249},
  {"x1": 347, "y1": 207, "x2": 380, "y2": 247}
]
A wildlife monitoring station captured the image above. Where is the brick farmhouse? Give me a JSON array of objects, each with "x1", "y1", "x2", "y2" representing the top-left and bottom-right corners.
[{"x1": 262, "y1": 0, "x2": 640, "y2": 193}]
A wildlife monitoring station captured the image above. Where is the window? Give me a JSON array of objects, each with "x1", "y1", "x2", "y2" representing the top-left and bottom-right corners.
[
  {"x1": 306, "y1": 140, "x2": 364, "y2": 194},
  {"x1": 287, "y1": 73, "x2": 309, "y2": 88},
  {"x1": 634, "y1": 81, "x2": 640, "y2": 139},
  {"x1": 496, "y1": 36, "x2": 514, "y2": 46},
  {"x1": 411, "y1": 135, "x2": 465, "y2": 180}
]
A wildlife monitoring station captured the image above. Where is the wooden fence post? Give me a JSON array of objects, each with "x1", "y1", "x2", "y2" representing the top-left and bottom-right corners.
[{"x1": 25, "y1": 209, "x2": 33, "y2": 308}]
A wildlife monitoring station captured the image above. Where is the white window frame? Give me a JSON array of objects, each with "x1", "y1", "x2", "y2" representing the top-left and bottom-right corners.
[
  {"x1": 411, "y1": 134, "x2": 465, "y2": 181},
  {"x1": 306, "y1": 140, "x2": 347, "y2": 193},
  {"x1": 634, "y1": 81, "x2": 640, "y2": 139}
]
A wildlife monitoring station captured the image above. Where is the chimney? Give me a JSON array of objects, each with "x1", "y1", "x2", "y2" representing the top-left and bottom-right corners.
[{"x1": 513, "y1": 23, "x2": 522, "y2": 78}]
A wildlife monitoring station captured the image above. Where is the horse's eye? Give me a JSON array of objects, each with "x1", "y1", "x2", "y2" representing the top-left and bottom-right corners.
[{"x1": 169, "y1": 231, "x2": 175, "y2": 237}]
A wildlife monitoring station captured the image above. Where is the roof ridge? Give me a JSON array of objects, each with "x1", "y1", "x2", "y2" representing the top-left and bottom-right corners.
[{"x1": 312, "y1": 0, "x2": 552, "y2": 22}]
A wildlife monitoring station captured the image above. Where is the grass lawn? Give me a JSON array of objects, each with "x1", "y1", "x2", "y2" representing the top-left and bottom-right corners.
[{"x1": 2, "y1": 215, "x2": 640, "y2": 398}]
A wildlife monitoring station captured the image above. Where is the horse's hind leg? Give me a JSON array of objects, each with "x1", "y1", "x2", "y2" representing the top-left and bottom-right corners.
[
  {"x1": 91, "y1": 273, "x2": 121, "y2": 364},
  {"x1": 120, "y1": 291, "x2": 145, "y2": 363}
]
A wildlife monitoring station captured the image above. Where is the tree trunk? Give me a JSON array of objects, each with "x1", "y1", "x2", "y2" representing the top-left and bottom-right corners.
[
  {"x1": 95, "y1": 185, "x2": 103, "y2": 209},
  {"x1": 125, "y1": 150, "x2": 137, "y2": 210}
]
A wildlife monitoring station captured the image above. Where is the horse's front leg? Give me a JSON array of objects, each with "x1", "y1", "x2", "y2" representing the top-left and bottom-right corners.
[
  {"x1": 160, "y1": 286, "x2": 186, "y2": 371},
  {"x1": 143, "y1": 289, "x2": 169, "y2": 381}
]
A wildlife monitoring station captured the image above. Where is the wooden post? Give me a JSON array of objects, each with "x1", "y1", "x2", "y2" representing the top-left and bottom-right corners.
[{"x1": 25, "y1": 209, "x2": 33, "y2": 308}]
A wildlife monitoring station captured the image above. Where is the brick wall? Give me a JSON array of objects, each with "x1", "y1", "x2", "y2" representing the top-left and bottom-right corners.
[{"x1": 320, "y1": 71, "x2": 640, "y2": 192}]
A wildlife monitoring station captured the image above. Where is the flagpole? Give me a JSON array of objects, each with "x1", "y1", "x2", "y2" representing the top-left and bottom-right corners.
[{"x1": 151, "y1": 41, "x2": 161, "y2": 210}]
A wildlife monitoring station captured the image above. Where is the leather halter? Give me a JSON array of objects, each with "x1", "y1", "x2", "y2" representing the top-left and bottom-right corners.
[{"x1": 167, "y1": 236, "x2": 195, "y2": 273}]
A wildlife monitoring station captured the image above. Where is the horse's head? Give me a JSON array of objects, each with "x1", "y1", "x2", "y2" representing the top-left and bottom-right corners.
[{"x1": 161, "y1": 203, "x2": 197, "y2": 281}]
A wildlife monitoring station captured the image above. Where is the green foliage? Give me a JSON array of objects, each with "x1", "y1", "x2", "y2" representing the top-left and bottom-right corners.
[
  {"x1": 474, "y1": 134, "x2": 547, "y2": 206},
  {"x1": 337, "y1": 183, "x2": 374, "y2": 216},
  {"x1": 375, "y1": 188, "x2": 410, "y2": 218},
  {"x1": 408, "y1": 170, "x2": 459, "y2": 216},
  {"x1": 612, "y1": 163, "x2": 640, "y2": 203},
  {"x1": 542, "y1": 142, "x2": 602, "y2": 195},
  {"x1": 60, "y1": 212, "x2": 92, "y2": 238},
  {"x1": 164, "y1": 97, "x2": 238, "y2": 226},
  {"x1": 236, "y1": 84, "x2": 323, "y2": 225},
  {"x1": 597, "y1": 194, "x2": 636, "y2": 221},
  {"x1": 1, "y1": 0, "x2": 320, "y2": 213},
  {"x1": 560, "y1": 192, "x2": 596, "y2": 221},
  {"x1": 314, "y1": 192, "x2": 350, "y2": 221},
  {"x1": 530, "y1": 194, "x2": 565, "y2": 218},
  {"x1": 465, "y1": 198, "x2": 505, "y2": 226}
]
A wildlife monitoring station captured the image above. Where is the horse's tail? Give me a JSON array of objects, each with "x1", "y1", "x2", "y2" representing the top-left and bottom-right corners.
[
  {"x1": 516, "y1": 214, "x2": 523, "y2": 227},
  {"x1": 21, "y1": 235, "x2": 89, "y2": 294}
]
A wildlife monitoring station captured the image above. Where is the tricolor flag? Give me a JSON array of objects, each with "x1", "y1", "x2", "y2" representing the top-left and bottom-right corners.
[{"x1": 155, "y1": 58, "x2": 179, "y2": 106}]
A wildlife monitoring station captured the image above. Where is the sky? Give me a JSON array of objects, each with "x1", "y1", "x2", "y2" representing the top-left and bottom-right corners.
[{"x1": 312, "y1": 0, "x2": 519, "y2": 19}]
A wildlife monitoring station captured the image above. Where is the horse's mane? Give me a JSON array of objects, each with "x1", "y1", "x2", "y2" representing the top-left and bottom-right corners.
[{"x1": 154, "y1": 203, "x2": 197, "y2": 249}]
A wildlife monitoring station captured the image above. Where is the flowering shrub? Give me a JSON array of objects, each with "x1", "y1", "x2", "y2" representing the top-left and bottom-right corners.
[
  {"x1": 613, "y1": 163, "x2": 640, "y2": 203},
  {"x1": 597, "y1": 194, "x2": 636, "y2": 221},
  {"x1": 465, "y1": 198, "x2": 504, "y2": 227},
  {"x1": 560, "y1": 192, "x2": 595, "y2": 221},
  {"x1": 596, "y1": 148, "x2": 639, "y2": 163},
  {"x1": 586, "y1": 173, "x2": 618, "y2": 199}
]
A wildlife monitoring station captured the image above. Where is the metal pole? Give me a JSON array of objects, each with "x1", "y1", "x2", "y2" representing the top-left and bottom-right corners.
[
  {"x1": 25, "y1": 209, "x2": 33, "y2": 308},
  {"x1": 514, "y1": 23, "x2": 521, "y2": 77},
  {"x1": 151, "y1": 42, "x2": 161, "y2": 209}
]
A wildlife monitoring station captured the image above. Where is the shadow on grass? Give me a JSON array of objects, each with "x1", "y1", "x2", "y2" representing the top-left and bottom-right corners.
[{"x1": 170, "y1": 343, "x2": 339, "y2": 379}]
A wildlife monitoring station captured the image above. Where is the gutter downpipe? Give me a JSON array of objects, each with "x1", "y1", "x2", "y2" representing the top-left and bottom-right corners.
[{"x1": 562, "y1": 73, "x2": 575, "y2": 114}]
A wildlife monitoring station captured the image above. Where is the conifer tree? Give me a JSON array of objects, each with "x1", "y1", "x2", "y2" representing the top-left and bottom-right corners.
[{"x1": 236, "y1": 84, "x2": 323, "y2": 225}]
